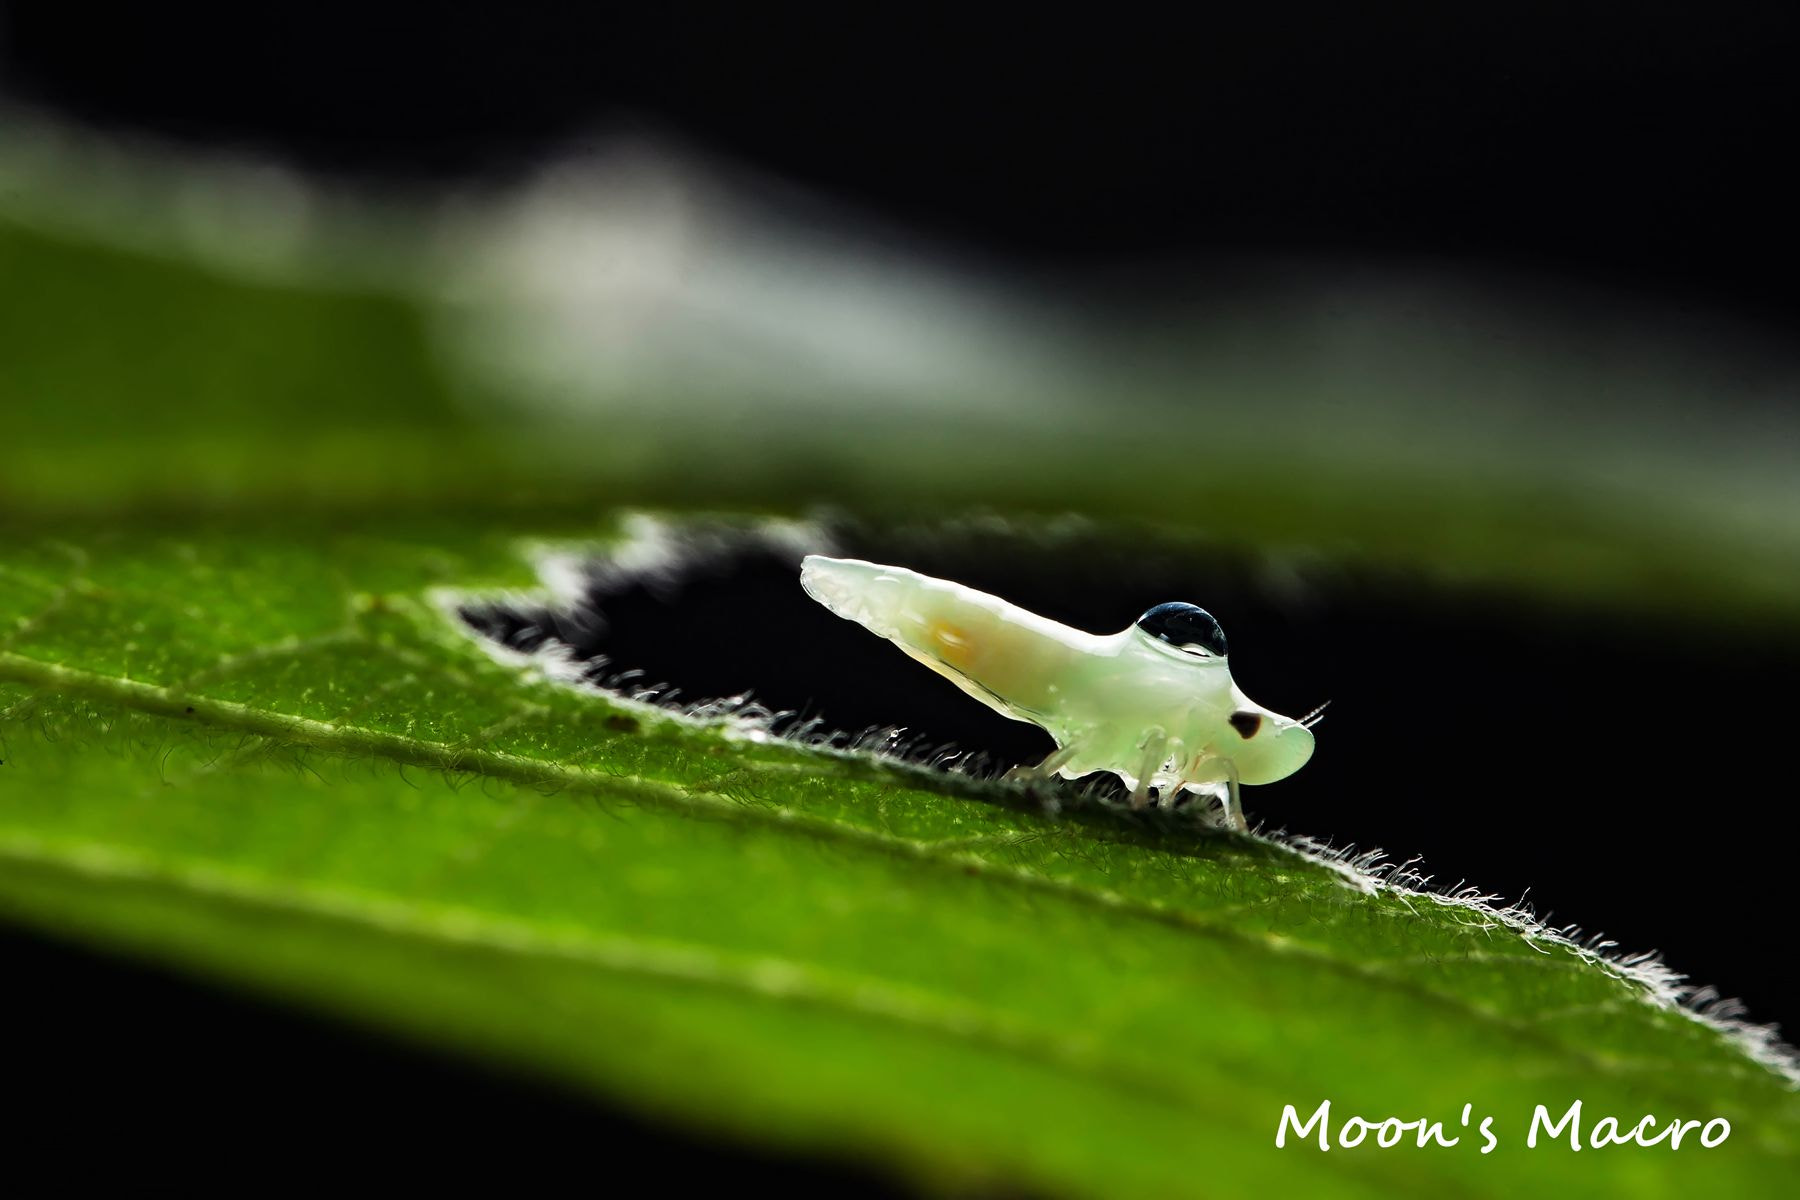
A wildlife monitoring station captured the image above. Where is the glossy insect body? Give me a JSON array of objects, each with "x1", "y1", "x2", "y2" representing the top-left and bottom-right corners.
[{"x1": 800, "y1": 555, "x2": 1316, "y2": 829}]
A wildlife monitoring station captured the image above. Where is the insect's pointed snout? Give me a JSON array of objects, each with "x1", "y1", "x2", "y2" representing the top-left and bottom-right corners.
[{"x1": 800, "y1": 555, "x2": 903, "y2": 635}]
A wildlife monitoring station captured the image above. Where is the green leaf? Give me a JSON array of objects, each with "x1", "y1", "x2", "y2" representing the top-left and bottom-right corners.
[{"x1": 2, "y1": 520, "x2": 1794, "y2": 1198}]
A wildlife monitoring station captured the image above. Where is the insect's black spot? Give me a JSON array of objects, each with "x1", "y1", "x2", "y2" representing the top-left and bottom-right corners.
[
  {"x1": 184, "y1": 705, "x2": 195, "y2": 714},
  {"x1": 603, "y1": 713, "x2": 641, "y2": 733},
  {"x1": 1136, "y1": 602, "x2": 1228, "y2": 658},
  {"x1": 1229, "y1": 710, "x2": 1262, "y2": 739}
]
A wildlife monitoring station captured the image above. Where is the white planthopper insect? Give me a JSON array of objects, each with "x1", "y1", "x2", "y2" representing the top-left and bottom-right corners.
[{"x1": 800, "y1": 555, "x2": 1322, "y2": 830}]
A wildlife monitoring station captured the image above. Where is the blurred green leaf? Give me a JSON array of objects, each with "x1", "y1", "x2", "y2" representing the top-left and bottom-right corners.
[{"x1": 2, "y1": 205, "x2": 1798, "y2": 625}]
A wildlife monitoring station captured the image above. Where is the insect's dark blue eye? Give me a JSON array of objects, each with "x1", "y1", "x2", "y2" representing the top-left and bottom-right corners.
[{"x1": 1136, "y1": 602, "x2": 1228, "y2": 658}]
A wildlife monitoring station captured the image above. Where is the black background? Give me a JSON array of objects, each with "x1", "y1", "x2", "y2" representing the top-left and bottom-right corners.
[{"x1": 4, "y1": 6, "x2": 1797, "y2": 1187}]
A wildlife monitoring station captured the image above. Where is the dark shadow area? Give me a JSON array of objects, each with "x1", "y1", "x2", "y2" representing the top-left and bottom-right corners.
[
  {"x1": 463, "y1": 522, "x2": 1800, "y2": 1037},
  {"x1": 1, "y1": 921, "x2": 921, "y2": 1194}
]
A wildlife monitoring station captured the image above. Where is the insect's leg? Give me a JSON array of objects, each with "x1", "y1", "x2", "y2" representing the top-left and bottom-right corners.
[
  {"x1": 1129, "y1": 727, "x2": 1170, "y2": 811},
  {"x1": 1181, "y1": 754, "x2": 1246, "y2": 831},
  {"x1": 1155, "y1": 738, "x2": 1188, "y2": 810},
  {"x1": 1219, "y1": 756, "x2": 1245, "y2": 832},
  {"x1": 1003, "y1": 741, "x2": 1081, "y2": 784},
  {"x1": 1162, "y1": 745, "x2": 1216, "y2": 812}
]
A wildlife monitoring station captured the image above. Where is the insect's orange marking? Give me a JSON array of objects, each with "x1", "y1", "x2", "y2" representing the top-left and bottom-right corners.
[{"x1": 930, "y1": 620, "x2": 974, "y2": 668}]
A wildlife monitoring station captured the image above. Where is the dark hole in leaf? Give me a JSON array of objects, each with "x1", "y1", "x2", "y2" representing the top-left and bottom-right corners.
[{"x1": 459, "y1": 518, "x2": 1800, "y2": 1033}]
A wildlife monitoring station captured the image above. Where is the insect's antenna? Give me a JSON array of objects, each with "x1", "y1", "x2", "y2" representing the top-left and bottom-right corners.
[{"x1": 1299, "y1": 700, "x2": 1332, "y2": 729}]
